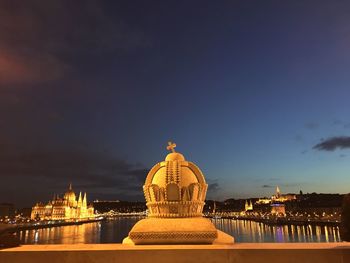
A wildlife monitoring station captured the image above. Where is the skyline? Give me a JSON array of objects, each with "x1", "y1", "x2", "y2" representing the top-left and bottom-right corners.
[{"x1": 1, "y1": 1, "x2": 350, "y2": 207}]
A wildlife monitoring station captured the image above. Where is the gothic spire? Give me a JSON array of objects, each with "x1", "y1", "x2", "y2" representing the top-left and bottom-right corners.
[
  {"x1": 83, "y1": 192, "x2": 87, "y2": 207},
  {"x1": 78, "y1": 191, "x2": 82, "y2": 204}
]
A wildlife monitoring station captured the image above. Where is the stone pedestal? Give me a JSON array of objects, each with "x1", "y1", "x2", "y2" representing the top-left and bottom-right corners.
[{"x1": 123, "y1": 217, "x2": 234, "y2": 245}]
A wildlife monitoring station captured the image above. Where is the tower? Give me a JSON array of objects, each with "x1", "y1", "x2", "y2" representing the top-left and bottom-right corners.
[
  {"x1": 83, "y1": 192, "x2": 87, "y2": 208},
  {"x1": 245, "y1": 200, "x2": 253, "y2": 211},
  {"x1": 78, "y1": 192, "x2": 82, "y2": 207},
  {"x1": 276, "y1": 186, "x2": 281, "y2": 198},
  {"x1": 64, "y1": 183, "x2": 76, "y2": 207}
]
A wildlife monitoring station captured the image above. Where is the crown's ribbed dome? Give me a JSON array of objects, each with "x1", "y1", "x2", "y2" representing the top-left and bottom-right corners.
[{"x1": 165, "y1": 152, "x2": 185, "y2": 161}]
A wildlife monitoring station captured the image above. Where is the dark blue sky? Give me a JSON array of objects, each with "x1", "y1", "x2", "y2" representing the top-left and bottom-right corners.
[{"x1": 1, "y1": 1, "x2": 350, "y2": 207}]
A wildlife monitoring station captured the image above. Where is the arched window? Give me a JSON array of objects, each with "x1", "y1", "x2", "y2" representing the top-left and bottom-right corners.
[
  {"x1": 181, "y1": 187, "x2": 190, "y2": 201},
  {"x1": 150, "y1": 185, "x2": 160, "y2": 201},
  {"x1": 189, "y1": 183, "x2": 200, "y2": 201},
  {"x1": 166, "y1": 183, "x2": 180, "y2": 201}
]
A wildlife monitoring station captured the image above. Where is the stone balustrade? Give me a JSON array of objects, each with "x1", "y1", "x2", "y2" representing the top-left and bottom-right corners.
[{"x1": 1, "y1": 243, "x2": 350, "y2": 263}]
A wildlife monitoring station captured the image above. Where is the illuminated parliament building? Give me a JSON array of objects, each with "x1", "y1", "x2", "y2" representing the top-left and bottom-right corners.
[{"x1": 31, "y1": 184, "x2": 94, "y2": 220}]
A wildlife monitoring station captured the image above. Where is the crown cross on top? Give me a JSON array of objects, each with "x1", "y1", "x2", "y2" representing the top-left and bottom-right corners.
[{"x1": 166, "y1": 141, "x2": 176, "y2": 153}]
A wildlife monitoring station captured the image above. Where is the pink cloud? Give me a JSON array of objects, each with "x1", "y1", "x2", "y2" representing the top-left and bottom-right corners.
[{"x1": 0, "y1": 49, "x2": 68, "y2": 85}]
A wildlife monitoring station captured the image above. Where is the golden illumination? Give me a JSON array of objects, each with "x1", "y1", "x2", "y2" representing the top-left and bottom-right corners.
[
  {"x1": 31, "y1": 183, "x2": 94, "y2": 220},
  {"x1": 124, "y1": 142, "x2": 234, "y2": 245}
]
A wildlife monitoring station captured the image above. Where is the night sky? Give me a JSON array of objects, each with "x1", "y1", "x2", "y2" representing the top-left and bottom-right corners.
[{"x1": 1, "y1": 1, "x2": 350, "y2": 208}]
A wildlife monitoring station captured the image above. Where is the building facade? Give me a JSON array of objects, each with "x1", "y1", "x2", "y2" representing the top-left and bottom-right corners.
[
  {"x1": 256, "y1": 186, "x2": 297, "y2": 205},
  {"x1": 244, "y1": 200, "x2": 253, "y2": 212},
  {"x1": 270, "y1": 203, "x2": 286, "y2": 216},
  {"x1": 31, "y1": 184, "x2": 94, "y2": 220}
]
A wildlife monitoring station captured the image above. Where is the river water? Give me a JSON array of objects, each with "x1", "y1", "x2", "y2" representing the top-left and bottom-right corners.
[{"x1": 15, "y1": 217, "x2": 342, "y2": 244}]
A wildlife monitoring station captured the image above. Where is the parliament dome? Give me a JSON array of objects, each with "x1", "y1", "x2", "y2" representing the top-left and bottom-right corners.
[
  {"x1": 64, "y1": 183, "x2": 77, "y2": 205},
  {"x1": 143, "y1": 142, "x2": 208, "y2": 218}
]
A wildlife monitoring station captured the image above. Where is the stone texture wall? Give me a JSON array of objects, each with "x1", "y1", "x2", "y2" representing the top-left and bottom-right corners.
[{"x1": 1, "y1": 243, "x2": 350, "y2": 263}]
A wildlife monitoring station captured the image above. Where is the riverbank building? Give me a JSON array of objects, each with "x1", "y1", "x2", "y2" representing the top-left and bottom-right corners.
[{"x1": 31, "y1": 184, "x2": 94, "y2": 220}]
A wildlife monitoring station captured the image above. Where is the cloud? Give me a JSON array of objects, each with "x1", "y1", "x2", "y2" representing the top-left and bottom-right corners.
[
  {"x1": 332, "y1": 119, "x2": 343, "y2": 126},
  {"x1": 207, "y1": 179, "x2": 220, "y2": 194},
  {"x1": 0, "y1": 143, "x2": 149, "y2": 202},
  {"x1": 262, "y1": 183, "x2": 301, "y2": 189},
  {"x1": 313, "y1": 136, "x2": 350, "y2": 151},
  {"x1": 0, "y1": 0, "x2": 150, "y2": 85},
  {"x1": 294, "y1": 134, "x2": 304, "y2": 143},
  {"x1": 0, "y1": 50, "x2": 69, "y2": 84},
  {"x1": 268, "y1": 178, "x2": 279, "y2": 181},
  {"x1": 281, "y1": 183, "x2": 301, "y2": 188},
  {"x1": 304, "y1": 122, "x2": 319, "y2": 130}
]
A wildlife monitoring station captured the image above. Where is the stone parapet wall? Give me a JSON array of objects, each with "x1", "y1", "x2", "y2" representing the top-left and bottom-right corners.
[{"x1": 1, "y1": 243, "x2": 350, "y2": 263}]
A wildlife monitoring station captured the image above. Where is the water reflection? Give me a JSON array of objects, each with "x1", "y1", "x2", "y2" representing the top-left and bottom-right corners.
[
  {"x1": 18, "y1": 222, "x2": 101, "y2": 244},
  {"x1": 16, "y1": 217, "x2": 142, "y2": 244},
  {"x1": 15, "y1": 217, "x2": 341, "y2": 244},
  {"x1": 213, "y1": 218, "x2": 341, "y2": 243}
]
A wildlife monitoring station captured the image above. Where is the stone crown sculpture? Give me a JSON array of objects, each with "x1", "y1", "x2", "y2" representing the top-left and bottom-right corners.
[
  {"x1": 143, "y1": 141, "x2": 207, "y2": 218},
  {"x1": 123, "y1": 142, "x2": 234, "y2": 245}
]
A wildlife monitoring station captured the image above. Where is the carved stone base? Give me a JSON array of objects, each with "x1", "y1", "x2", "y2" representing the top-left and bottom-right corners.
[{"x1": 123, "y1": 217, "x2": 234, "y2": 245}]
